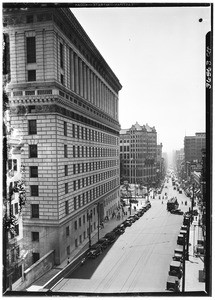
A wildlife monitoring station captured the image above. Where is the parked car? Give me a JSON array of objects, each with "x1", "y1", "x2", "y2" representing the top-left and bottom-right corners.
[
  {"x1": 113, "y1": 224, "x2": 125, "y2": 235},
  {"x1": 97, "y1": 238, "x2": 109, "y2": 250},
  {"x1": 170, "y1": 209, "x2": 183, "y2": 215},
  {"x1": 87, "y1": 243, "x2": 103, "y2": 258},
  {"x1": 168, "y1": 261, "x2": 183, "y2": 279},
  {"x1": 137, "y1": 211, "x2": 143, "y2": 217},
  {"x1": 177, "y1": 234, "x2": 185, "y2": 245},
  {"x1": 123, "y1": 219, "x2": 132, "y2": 227},
  {"x1": 166, "y1": 275, "x2": 180, "y2": 292},
  {"x1": 172, "y1": 253, "x2": 183, "y2": 262},
  {"x1": 127, "y1": 216, "x2": 136, "y2": 223},
  {"x1": 105, "y1": 232, "x2": 116, "y2": 244},
  {"x1": 130, "y1": 214, "x2": 139, "y2": 221}
]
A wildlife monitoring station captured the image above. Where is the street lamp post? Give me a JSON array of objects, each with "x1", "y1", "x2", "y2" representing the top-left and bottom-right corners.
[
  {"x1": 97, "y1": 203, "x2": 100, "y2": 241},
  {"x1": 87, "y1": 210, "x2": 92, "y2": 248}
]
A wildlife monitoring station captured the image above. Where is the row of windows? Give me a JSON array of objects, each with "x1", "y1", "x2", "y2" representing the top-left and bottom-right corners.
[
  {"x1": 29, "y1": 160, "x2": 117, "y2": 179},
  {"x1": 29, "y1": 120, "x2": 118, "y2": 145},
  {"x1": 72, "y1": 160, "x2": 117, "y2": 175},
  {"x1": 28, "y1": 144, "x2": 118, "y2": 159},
  {"x1": 29, "y1": 169, "x2": 118, "y2": 197},
  {"x1": 64, "y1": 144, "x2": 118, "y2": 159},
  {"x1": 31, "y1": 178, "x2": 118, "y2": 218}
]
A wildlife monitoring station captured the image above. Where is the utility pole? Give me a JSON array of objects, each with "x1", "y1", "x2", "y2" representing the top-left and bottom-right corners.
[
  {"x1": 182, "y1": 232, "x2": 186, "y2": 292},
  {"x1": 97, "y1": 203, "x2": 100, "y2": 241},
  {"x1": 192, "y1": 183, "x2": 195, "y2": 212},
  {"x1": 87, "y1": 210, "x2": 92, "y2": 248}
]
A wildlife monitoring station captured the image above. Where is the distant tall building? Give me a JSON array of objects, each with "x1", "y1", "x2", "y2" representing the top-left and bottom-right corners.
[
  {"x1": 3, "y1": 5, "x2": 122, "y2": 271},
  {"x1": 120, "y1": 122, "x2": 159, "y2": 185},
  {"x1": 184, "y1": 133, "x2": 206, "y2": 162}
]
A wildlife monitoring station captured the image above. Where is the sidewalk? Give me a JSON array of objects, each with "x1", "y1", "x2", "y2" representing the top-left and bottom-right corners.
[
  {"x1": 26, "y1": 202, "x2": 146, "y2": 291},
  {"x1": 181, "y1": 208, "x2": 205, "y2": 292}
]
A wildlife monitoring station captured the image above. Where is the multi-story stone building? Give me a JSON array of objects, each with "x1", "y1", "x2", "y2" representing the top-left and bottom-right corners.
[
  {"x1": 120, "y1": 122, "x2": 158, "y2": 186},
  {"x1": 184, "y1": 133, "x2": 206, "y2": 163},
  {"x1": 3, "y1": 6, "x2": 122, "y2": 267}
]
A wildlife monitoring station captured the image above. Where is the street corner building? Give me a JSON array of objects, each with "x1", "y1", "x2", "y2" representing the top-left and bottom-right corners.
[{"x1": 3, "y1": 4, "x2": 122, "y2": 274}]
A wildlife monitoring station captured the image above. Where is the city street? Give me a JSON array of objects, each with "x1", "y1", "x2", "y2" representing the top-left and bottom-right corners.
[{"x1": 51, "y1": 180, "x2": 192, "y2": 293}]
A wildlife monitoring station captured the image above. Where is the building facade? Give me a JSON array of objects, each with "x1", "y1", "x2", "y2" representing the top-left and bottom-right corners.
[
  {"x1": 184, "y1": 133, "x2": 206, "y2": 163},
  {"x1": 3, "y1": 6, "x2": 122, "y2": 267},
  {"x1": 120, "y1": 122, "x2": 158, "y2": 186}
]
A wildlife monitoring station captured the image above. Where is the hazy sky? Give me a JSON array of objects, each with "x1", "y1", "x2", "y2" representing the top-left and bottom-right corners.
[{"x1": 71, "y1": 5, "x2": 211, "y2": 153}]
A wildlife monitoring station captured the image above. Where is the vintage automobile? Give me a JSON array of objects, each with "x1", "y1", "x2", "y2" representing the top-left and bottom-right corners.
[
  {"x1": 170, "y1": 209, "x2": 183, "y2": 215},
  {"x1": 97, "y1": 238, "x2": 109, "y2": 250},
  {"x1": 137, "y1": 210, "x2": 143, "y2": 217},
  {"x1": 87, "y1": 243, "x2": 103, "y2": 258},
  {"x1": 168, "y1": 261, "x2": 183, "y2": 279},
  {"x1": 127, "y1": 216, "x2": 136, "y2": 223},
  {"x1": 166, "y1": 275, "x2": 180, "y2": 292},
  {"x1": 130, "y1": 214, "x2": 139, "y2": 221},
  {"x1": 172, "y1": 253, "x2": 183, "y2": 262},
  {"x1": 113, "y1": 224, "x2": 125, "y2": 235},
  {"x1": 174, "y1": 245, "x2": 183, "y2": 256},
  {"x1": 181, "y1": 225, "x2": 188, "y2": 231},
  {"x1": 123, "y1": 219, "x2": 132, "y2": 227},
  {"x1": 105, "y1": 231, "x2": 117, "y2": 244},
  {"x1": 177, "y1": 234, "x2": 185, "y2": 246}
]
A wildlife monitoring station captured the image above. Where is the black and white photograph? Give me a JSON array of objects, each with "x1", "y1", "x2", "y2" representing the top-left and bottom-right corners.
[{"x1": 2, "y1": 1, "x2": 213, "y2": 296}]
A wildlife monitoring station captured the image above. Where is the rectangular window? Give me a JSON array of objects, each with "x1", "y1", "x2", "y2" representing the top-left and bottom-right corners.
[
  {"x1": 65, "y1": 200, "x2": 69, "y2": 215},
  {"x1": 65, "y1": 165, "x2": 68, "y2": 176},
  {"x1": 60, "y1": 43, "x2": 64, "y2": 68},
  {"x1": 67, "y1": 246, "x2": 70, "y2": 256},
  {"x1": 14, "y1": 203, "x2": 18, "y2": 215},
  {"x1": 30, "y1": 185, "x2": 38, "y2": 196},
  {"x1": 64, "y1": 121, "x2": 67, "y2": 136},
  {"x1": 64, "y1": 145, "x2": 67, "y2": 158},
  {"x1": 30, "y1": 166, "x2": 38, "y2": 178},
  {"x1": 29, "y1": 144, "x2": 37, "y2": 158},
  {"x1": 74, "y1": 220, "x2": 77, "y2": 230},
  {"x1": 32, "y1": 252, "x2": 40, "y2": 264},
  {"x1": 28, "y1": 70, "x2": 36, "y2": 81},
  {"x1": 65, "y1": 183, "x2": 68, "y2": 194},
  {"x1": 79, "y1": 235, "x2": 82, "y2": 244},
  {"x1": 74, "y1": 197, "x2": 77, "y2": 210},
  {"x1": 15, "y1": 224, "x2": 19, "y2": 236},
  {"x1": 61, "y1": 74, "x2": 64, "y2": 85},
  {"x1": 79, "y1": 217, "x2": 81, "y2": 227},
  {"x1": 75, "y1": 239, "x2": 78, "y2": 248},
  {"x1": 31, "y1": 204, "x2": 39, "y2": 218},
  {"x1": 26, "y1": 15, "x2": 34, "y2": 23},
  {"x1": 28, "y1": 120, "x2": 37, "y2": 135},
  {"x1": 32, "y1": 232, "x2": 39, "y2": 241},
  {"x1": 66, "y1": 226, "x2": 69, "y2": 236},
  {"x1": 26, "y1": 37, "x2": 36, "y2": 63}
]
